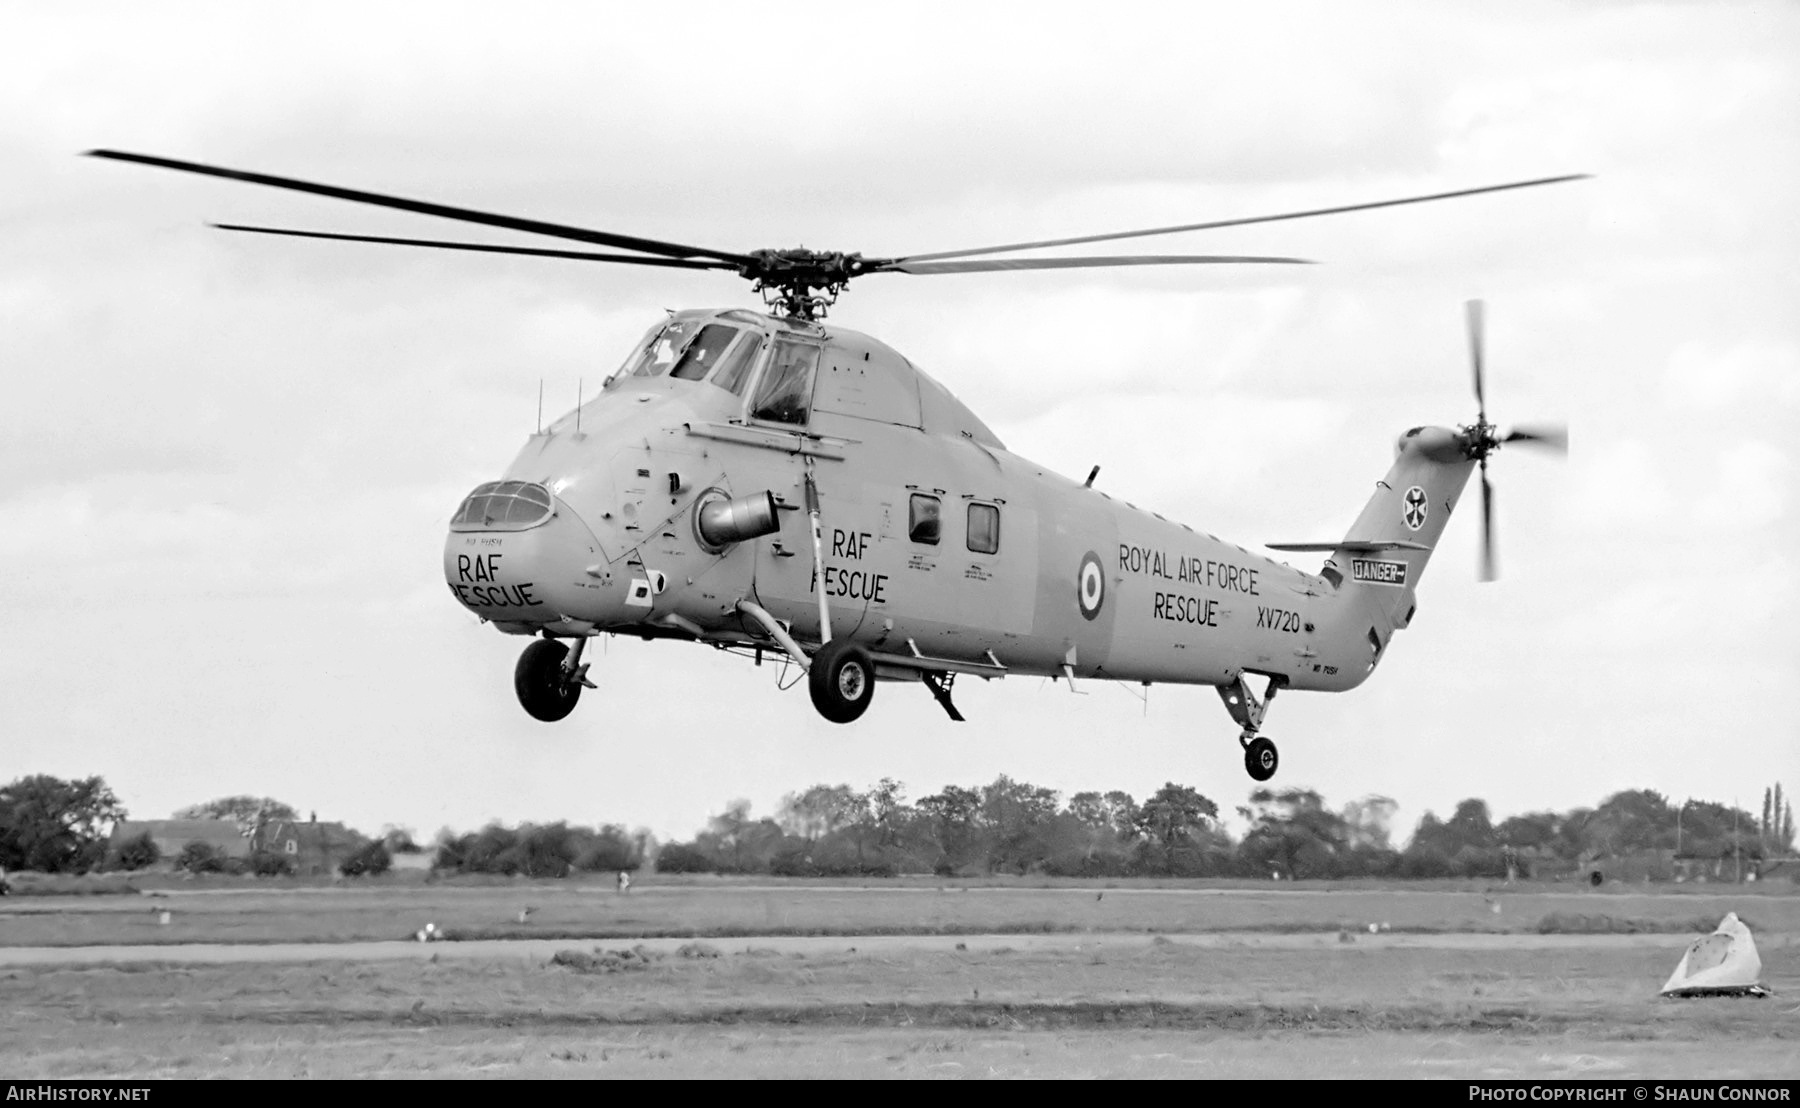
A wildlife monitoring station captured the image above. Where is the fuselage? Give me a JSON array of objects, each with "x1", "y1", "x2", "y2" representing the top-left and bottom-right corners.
[{"x1": 444, "y1": 308, "x2": 1470, "y2": 696}]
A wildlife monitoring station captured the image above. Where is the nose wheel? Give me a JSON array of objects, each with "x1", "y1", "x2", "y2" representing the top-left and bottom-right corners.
[{"x1": 514, "y1": 637, "x2": 591, "y2": 722}]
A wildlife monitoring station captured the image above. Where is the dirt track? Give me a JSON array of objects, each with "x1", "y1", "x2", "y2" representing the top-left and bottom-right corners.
[{"x1": 0, "y1": 928, "x2": 1705, "y2": 966}]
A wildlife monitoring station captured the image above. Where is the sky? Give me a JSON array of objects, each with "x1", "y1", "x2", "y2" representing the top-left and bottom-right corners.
[{"x1": 2, "y1": 1, "x2": 1794, "y2": 845}]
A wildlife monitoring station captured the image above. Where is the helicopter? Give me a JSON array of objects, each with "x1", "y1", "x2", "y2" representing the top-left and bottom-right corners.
[{"x1": 88, "y1": 150, "x2": 1576, "y2": 781}]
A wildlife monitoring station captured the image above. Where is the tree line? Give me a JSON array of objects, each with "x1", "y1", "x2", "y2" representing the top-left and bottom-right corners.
[
  {"x1": 0, "y1": 772, "x2": 1791, "y2": 879},
  {"x1": 651, "y1": 776, "x2": 1795, "y2": 879}
]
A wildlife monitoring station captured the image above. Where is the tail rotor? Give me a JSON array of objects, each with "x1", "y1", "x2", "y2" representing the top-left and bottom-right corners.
[{"x1": 1457, "y1": 300, "x2": 1567, "y2": 582}]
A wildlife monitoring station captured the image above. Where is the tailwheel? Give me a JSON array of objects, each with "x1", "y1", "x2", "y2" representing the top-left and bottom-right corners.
[
  {"x1": 515, "y1": 638, "x2": 583, "y2": 722},
  {"x1": 1243, "y1": 736, "x2": 1279, "y2": 782},
  {"x1": 808, "y1": 639, "x2": 875, "y2": 724},
  {"x1": 1220, "y1": 677, "x2": 1282, "y2": 782}
]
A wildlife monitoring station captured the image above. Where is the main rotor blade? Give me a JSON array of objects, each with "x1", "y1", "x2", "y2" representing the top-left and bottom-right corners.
[
  {"x1": 1479, "y1": 462, "x2": 1497, "y2": 583},
  {"x1": 897, "y1": 174, "x2": 1591, "y2": 263},
  {"x1": 1502, "y1": 423, "x2": 1569, "y2": 453},
  {"x1": 877, "y1": 253, "x2": 1312, "y2": 275},
  {"x1": 212, "y1": 224, "x2": 738, "y2": 270},
  {"x1": 1467, "y1": 298, "x2": 1487, "y2": 421},
  {"x1": 87, "y1": 149, "x2": 753, "y2": 266}
]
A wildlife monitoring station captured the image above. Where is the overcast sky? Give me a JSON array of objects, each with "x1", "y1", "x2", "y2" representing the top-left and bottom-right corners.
[{"x1": 2, "y1": 1, "x2": 1794, "y2": 844}]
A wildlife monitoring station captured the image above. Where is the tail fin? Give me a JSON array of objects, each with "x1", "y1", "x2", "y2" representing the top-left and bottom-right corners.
[
  {"x1": 1329, "y1": 424, "x2": 1476, "y2": 600},
  {"x1": 1273, "y1": 426, "x2": 1477, "y2": 659}
]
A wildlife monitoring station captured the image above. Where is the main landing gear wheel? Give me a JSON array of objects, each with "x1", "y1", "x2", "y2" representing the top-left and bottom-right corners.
[
  {"x1": 1244, "y1": 736, "x2": 1279, "y2": 782},
  {"x1": 515, "y1": 638, "x2": 582, "y2": 722},
  {"x1": 808, "y1": 640, "x2": 875, "y2": 724}
]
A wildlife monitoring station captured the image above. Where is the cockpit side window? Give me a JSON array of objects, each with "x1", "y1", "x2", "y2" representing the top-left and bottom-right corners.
[
  {"x1": 670, "y1": 324, "x2": 740, "y2": 380},
  {"x1": 616, "y1": 319, "x2": 699, "y2": 380},
  {"x1": 708, "y1": 332, "x2": 763, "y2": 396},
  {"x1": 748, "y1": 339, "x2": 820, "y2": 425}
]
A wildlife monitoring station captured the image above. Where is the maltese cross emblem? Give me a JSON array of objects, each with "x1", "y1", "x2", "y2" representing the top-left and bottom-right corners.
[{"x1": 1402, "y1": 486, "x2": 1429, "y2": 531}]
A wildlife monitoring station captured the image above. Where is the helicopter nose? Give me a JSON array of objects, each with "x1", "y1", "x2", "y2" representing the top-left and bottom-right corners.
[
  {"x1": 442, "y1": 481, "x2": 614, "y2": 627},
  {"x1": 444, "y1": 535, "x2": 553, "y2": 615}
]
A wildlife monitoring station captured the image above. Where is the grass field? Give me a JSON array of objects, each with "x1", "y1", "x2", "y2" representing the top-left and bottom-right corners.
[
  {"x1": 0, "y1": 879, "x2": 1793, "y2": 1079},
  {"x1": 3, "y1": 876, "x2": 1796, "y2": 946}
]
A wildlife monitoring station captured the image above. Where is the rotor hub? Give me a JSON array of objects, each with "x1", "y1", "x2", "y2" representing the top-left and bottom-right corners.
[
  {"x1": 741, "y1": 248, "x2": 879, "y2": 320},
  {"x1": 1459, "y1": 417, "x2": 1503, "y2": 461}
]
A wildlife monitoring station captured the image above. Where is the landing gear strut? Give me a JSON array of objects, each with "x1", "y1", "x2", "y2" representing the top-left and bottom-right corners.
[
  {"x1": 515, "y1": 635, "x2": 593, "y2": 722},
  {"x1": 1218, "y1": 674, "x2": 1285, "y2": 782}
]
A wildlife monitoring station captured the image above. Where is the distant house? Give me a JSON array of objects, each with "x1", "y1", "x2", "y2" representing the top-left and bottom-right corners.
[
  {"x1": 250, "y1": 819, "x2": 362, "y2": 875},
  {"x1": 110, "y1": 819, "x2": 252, "y2": 864},
  {"x1": 1758, "y1": 858, "x2": 1797, "y2": 883},
  {"x1": 109, "y1": 818, "x2": 363, "y2": 875}
]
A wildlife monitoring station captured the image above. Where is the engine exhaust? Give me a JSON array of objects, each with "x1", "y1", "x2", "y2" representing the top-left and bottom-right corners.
[{"x1": 695, "y1": 490, "x2": 781, "y2": 551}]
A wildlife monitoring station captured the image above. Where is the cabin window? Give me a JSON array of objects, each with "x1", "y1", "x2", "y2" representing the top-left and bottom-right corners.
[
  {"x1": 967, "y1": 502, "x2": 1000, "y2": 554},
  {"x1": 669, "y1": 324, "x2": 739, "y2": 380},
  {"x1": 908, "y1": 494, "x2": 941, "y2": 545},
  {"x1": 284, "y1": 839, "x2": 297, "y2": 855},
  {"x1": 616, "y1": 318, "x2": 700, "y2": 379},
  {"x1": 749, "y1": 340, "x2": 820, "y2": 425},
  {"x1": 708, "y1": 333, "x2": 762, "y2": 395}
]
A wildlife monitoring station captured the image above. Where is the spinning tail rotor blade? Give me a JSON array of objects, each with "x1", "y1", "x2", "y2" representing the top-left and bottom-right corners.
[
  {"x1": 1503, "y1": 423, "x2": 1569, "y2": 453},
  {"x1": 1479, "y1": 462, "x2": 1497, "y2": 583},
  {"x1": 1467, "y1": 298, "x2": 1487, "y2": 421},
  {"x1": 210, "y1": 224, "x2": 738, "y2": 270},
  {"x1": 87, "y1": 149, "x2": 752, "y2": 265}
]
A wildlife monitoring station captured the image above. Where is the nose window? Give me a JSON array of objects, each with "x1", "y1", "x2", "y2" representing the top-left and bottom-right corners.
[{"x1": 450, "y1": 481, "x2": 554, "y2": 531}]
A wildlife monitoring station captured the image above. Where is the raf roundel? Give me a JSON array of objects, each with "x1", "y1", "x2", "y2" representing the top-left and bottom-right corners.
[
  {"x1": 1077, "y1": 551, "x2": 1106, "y2": 620},
  {"x1": 1402, "y1": 485, "x2": 1429, "y2": 531}
]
